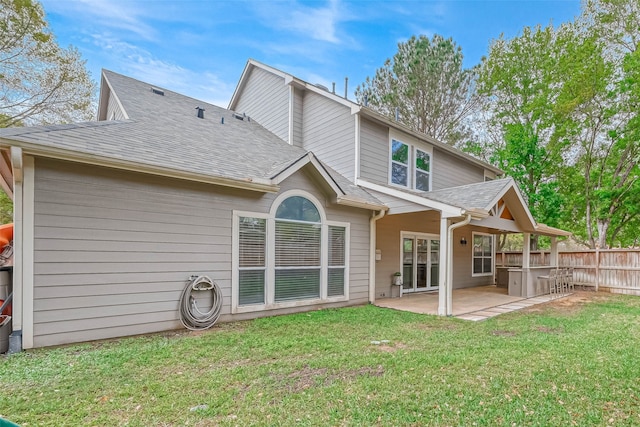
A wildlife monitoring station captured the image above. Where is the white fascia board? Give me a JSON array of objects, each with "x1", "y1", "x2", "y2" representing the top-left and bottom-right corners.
[
  {"x1": 535, "y1": 224, "x2": 572, "y2": 237},
  {"x1": 1, "y1": 139, "x2": 279, "y2": 193},
  {"x1": 335, "y1": 195, "x2": 387, "y2": 211},
  {"x1": 356, "y1": 179, "x2": 463, "y2": 217}
]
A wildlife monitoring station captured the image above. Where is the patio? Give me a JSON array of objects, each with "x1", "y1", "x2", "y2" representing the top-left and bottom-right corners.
[{"x1": 374, "y1": 285, "x2": 568, "y2": 321}]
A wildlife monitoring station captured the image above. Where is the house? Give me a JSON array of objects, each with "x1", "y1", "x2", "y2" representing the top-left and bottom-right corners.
[{"x1": 0, "y1": 60, "x2": 569, "y2": 351}]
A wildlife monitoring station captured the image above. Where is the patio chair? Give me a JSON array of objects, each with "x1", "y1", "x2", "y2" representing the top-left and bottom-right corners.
[
  {"x1": 567, "y1": 267, "x2": 575, "y2": 292},
  {"x1": 548, "y1": 269, "x2": 558, "y2": 295}
]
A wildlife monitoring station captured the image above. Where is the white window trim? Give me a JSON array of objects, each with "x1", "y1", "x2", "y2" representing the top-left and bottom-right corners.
[
  {"x1": 471, "y1": 232, "x2": 494, "y2": 277},
  {"x1": 232, "y1": 190, "x2": 350, "y2": 314}
]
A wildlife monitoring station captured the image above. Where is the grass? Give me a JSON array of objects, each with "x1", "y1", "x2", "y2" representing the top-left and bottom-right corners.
[{"x1": 2, "y1": 291, "x2": 640, "y2": 426}]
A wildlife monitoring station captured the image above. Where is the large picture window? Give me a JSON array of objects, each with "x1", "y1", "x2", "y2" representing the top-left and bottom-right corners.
[
  {"x1": 233, "y1": 192, "x2": 349, "y2": 313},
  {"x1": 472, "y1": 232, "x2": 494, "y2": 276}
]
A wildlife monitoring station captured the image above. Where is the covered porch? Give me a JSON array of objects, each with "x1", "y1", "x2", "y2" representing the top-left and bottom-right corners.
[
  {"x1": 374, "y1": 285, "x2": 567, "y2": 321},
  {"x1": 367, "y1": 178, "x2": 572, "y2": 317}
]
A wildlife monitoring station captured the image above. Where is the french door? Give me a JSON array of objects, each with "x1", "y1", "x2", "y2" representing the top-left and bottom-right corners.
[{"x1": 401, "y1": 233, "x2": 439, "y2": 293}]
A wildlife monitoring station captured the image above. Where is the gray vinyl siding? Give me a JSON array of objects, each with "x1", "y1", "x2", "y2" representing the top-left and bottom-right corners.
[
  {"x1": 106, "y1": 93, "x2": 126, "y2": 121},
  {"x1": 359, "y1": 118, "x2": 486, "y2": 190},
  {"x1": 292, "y1": 87, "x2": 304, "y2": 147},
  {"x1": 450, "y1": 226, "x2": 495, "y2": 289},
  {"x1": 432, "y1": 148, "x2": 485, "y2": 190},
  {"x1": 302, "y1": 91, "x2": 355, "y2": 180},
  {"x1": 233, "y1": 67, "x2": 289, "y2": 142},
  {"x1": 374, "y1": 211, "x2": 441, "y2": 298},
  {"x1": 359, "y1": 118, "x2": 388, "y2": 183},
  {"x1": 32, "y1": 158, "x2": 371, "y2": 348}
]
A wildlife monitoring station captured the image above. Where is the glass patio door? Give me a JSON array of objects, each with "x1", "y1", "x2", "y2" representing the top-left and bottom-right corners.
[{"x1": 402, "y1": 234, "x2": 439, "y2": 293}]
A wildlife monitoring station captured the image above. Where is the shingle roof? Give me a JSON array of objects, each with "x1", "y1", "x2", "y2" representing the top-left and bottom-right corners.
[
  {"x1": 425, "y1": 178, "x2": 515, "y2": 211},
  {"x1": 0, "y1": 70, "x2": 383, "y2": 208}
]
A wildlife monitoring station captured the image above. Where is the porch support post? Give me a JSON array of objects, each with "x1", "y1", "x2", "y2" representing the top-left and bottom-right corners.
[
  {"x1": 368, "y1": 210, "x2": 385, "y2": 303},
  {"x1": 550, "y1": 237, "x2": 558, "y2": 267},
  {"x1": 522, "y1": 233, "x2": 531, "y2": 269},
  {"x1": 438, "y1": 216, "x2": 449, "y2": 316},
  {"x1": 522, "y1": 233, "x2": 531, "y2": 297}
]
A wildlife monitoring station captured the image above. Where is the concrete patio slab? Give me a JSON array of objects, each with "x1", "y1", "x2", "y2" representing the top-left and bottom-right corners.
[{"x1": 374, "y1": 285, "x2": 570, "y2": 320}]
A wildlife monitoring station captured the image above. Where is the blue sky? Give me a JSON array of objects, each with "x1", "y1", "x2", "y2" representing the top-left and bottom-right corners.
[{"x1": 41, "y1": 0, "x2": 582, "y2": 107}]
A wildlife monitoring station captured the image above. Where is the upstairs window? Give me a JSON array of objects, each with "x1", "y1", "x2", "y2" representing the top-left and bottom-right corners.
[
  {"x1": 389, "y1": 139, "x2": 433, "y2": 191},
  {"x1": 390, "y1": 139, "x2": 409, "y2": 186},
  {"x1": 415, "y1": 149, "x2": 431, "y2": 191}
]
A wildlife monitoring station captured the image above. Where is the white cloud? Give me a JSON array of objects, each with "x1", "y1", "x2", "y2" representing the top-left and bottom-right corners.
[
  {"x1": 256, "y1": 0, "x2": 355, "y2": 45},
  {"x1": 42, "y1": 0, "x2": 157, "y2": 40},
  {"x1": 91, "y1": 34, "x2": 233, "y2": 107}
]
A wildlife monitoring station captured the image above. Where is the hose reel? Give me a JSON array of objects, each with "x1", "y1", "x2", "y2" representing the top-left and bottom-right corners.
[{"x1": 179, "y1": 275, "x2": 223, "y2": 331}]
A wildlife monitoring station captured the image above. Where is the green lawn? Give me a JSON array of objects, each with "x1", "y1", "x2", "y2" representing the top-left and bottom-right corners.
[{"x1": 2, "y1": 292, "x2": 640, "y2": 426}]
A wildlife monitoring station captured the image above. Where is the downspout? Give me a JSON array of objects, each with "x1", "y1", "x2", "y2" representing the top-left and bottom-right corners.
[
  {"x1": 369, "y1": 209, "x2": 386, "y2": 303},
  {"x1": 446, "y1": 214, "x2": 471, "y2": 316}
]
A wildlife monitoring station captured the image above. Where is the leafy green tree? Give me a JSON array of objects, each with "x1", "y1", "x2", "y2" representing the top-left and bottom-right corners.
[
  {"x1": 557, "y1": 0, "x2": 640, "y2": 248},
  {"x1": 355, "y1": 34, "x2": 479, "y2": 146},
  {"x1": 477, "y1": 25, "x2": 572, "y2": 248},
  {"x1": 0, "y1": 0, "x2": 96, "y2": 127}
]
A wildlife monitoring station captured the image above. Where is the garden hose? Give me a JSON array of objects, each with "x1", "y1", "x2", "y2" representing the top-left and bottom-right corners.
[{"x1": 179, "y1": 275, "x2": 223, "y2": 330}]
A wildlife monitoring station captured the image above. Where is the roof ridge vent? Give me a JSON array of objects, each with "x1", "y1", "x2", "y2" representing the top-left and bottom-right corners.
[{"x1": 151, "y1": 87, "x2": 164, "y2": 96}]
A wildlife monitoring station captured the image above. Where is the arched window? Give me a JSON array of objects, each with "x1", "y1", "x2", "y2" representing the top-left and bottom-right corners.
[
  {"x1": 234, "y1": 191, "x2": 349, "y2": 312},
  {"x1": 275, "y1": 196, "x2": 322, "y2": 301}
]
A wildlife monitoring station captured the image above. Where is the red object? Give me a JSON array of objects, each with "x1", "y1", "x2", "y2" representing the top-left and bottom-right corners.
[
  {"x1": 0, "y1": 299, "x2": 10, "y2": 316},
  {"x1": 0, "y1": 223, "x2": 13, "y2": 248}
]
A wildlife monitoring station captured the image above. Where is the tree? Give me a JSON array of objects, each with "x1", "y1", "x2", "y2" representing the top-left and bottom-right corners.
[
  {"x1": 477, "y1": 25, "x2": 571, "y2": 248},
  {"x1": 355, "y1": 34, "x2": 479, "y2": 146},
  {"x1": 0, "y1": 0, "x2": 96, "y2": 127},
  {"x1": 558, "y1": 0, "x2": 640, "y2": 248}
]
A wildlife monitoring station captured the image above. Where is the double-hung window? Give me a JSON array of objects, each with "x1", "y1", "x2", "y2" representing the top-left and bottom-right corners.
[
  {"x1": 389, "y1": 139, "x2": 432, "y2": 191},
  {"x1": 233, "y1": 191, "x2": 349, "y2": 313},
  {"x1": 472, "y1": 232, "x2": 494, "y2": 276},
  {"x1": 415, "y1": 149, "x2": 431, "y2": 191},
  {"x1": 390, "y1": 139, "x2": 409, "y2": 186}
]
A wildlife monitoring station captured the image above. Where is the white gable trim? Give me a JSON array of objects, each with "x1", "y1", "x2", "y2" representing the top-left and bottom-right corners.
[
  {"x1": 98, "y1": 71, "x2": 129, "y2": 120},
  {"x1": 484, "y1": 179, "x2": 537, "y2": 230},
  {"x1": 271, "y1": 153, "x2": 344, "y2": 196}
]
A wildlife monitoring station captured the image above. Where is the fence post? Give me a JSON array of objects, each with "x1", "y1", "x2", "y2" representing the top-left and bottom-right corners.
[{"x1": 595, "y1": 247, "x2": 600, "y2": 292}]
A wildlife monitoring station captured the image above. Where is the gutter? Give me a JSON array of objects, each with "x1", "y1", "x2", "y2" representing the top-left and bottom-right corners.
[
  {"x1": 444, "y1": 214, "x2": 472, "y2": 316},
  {"x1": 369, "y1": 209, "x2": 386, "y2": 303}
]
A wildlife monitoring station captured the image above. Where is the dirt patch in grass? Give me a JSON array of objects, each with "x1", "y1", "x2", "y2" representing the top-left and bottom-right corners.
[
  {"x1": 274, "y1": 365, "x2": 385, "y2": 393},
  {"x1": 524, "y1": 291, "x2": 610, "y2": 314},
  {"x1": 535, "y1": 326, "x2": 564, "y2": 334},
  {"x1": 376, "y1": 342, "x2": 408, "y2": 352},
  {"x1": 492, "y1": 330, "x2": 517, "y2": 337}
]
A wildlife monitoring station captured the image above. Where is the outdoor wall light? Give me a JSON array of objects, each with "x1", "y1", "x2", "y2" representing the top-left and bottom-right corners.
[{"x1": 460, "y1": 237, "x2": 467, "y2": 246}]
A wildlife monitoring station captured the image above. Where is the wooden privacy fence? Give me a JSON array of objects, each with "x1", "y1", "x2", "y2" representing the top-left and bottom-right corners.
[{"x1": 496, "y1": 249, "x2": 640, "y2": 295}]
